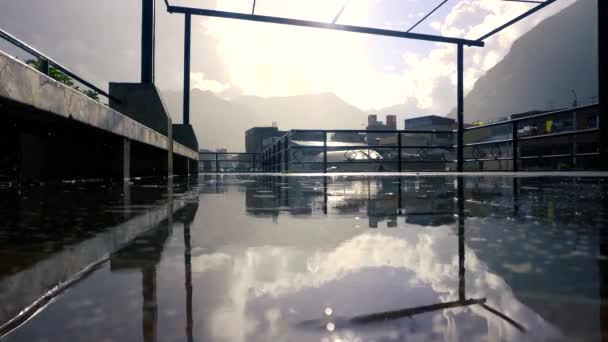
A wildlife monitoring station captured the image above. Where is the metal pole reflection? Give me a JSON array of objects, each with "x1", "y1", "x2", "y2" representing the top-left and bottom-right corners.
[
  {"x1": 457, "y1": 177, "x2": 466, "y2": 302},
  {"x1": 184, "y1": 222, "x2": 194, "y2": 342}
]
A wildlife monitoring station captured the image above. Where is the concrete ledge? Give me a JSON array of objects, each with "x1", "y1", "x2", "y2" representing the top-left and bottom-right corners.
[{"x1": 0, "y1": 51, "x2": 197, "y2": 160}]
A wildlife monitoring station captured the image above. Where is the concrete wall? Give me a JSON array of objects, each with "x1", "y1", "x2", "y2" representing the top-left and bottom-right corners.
[{"x1": 0, "y1": 51, "x2": 198, "y2": 182}]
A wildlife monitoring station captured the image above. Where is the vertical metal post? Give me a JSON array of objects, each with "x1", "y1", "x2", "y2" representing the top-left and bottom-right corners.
[
  {"x1": 252, "y1": 153, "x2": 256, "y2": 173},
  {"x1": 183, "y1": 13, "x2": 191, "y2": 125},
  {"x1": 215, "y1": 153, "x2": 219, "y2": 173},
  {"x1": 397, "y1": 132, "x2": 402, "y2": 172},
  {"x1": 278, "y1": 141, "x2": 283, "y2": 172},
  {"x1": 457, "y1": 44, "x2": 464, "y2": 172},
  {"x1": 599, "y1": 0, "x2": 607, "y2": 170},
  {"x1": 141, "y1": 0, "x2": 155, "y2": 84},
  {"x1": 40, "y1": 59, "x2": 49, "y2": 75},
  {"x1": 323, "y1": 131, "x2": 328, "y2": 173},
  {"x1": 272, "y1": 144, "x2": 276, "y2": 172},
  {"x1": 512, "y1": 121, "x2": 518, "y2": 172}
]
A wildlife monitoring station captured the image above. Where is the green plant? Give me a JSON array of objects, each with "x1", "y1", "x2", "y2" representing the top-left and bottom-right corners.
[{"x1": 26, "y1": 58, "x2": 100, "y2": 101}]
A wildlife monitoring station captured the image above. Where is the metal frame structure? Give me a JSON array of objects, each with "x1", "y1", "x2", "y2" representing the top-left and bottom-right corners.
[
  {"x1": 262, "y1": 128, "x2": 457, "y2": 173},
  {"x1": 139, "y1": 0, "x2": 604, "y2": 171},
  {"x1": 463, "y1": 104, "x2": 599, "y2": 171},
  {"x1": 199, "y1": 152, "x2": 262, "y2": 173},
  {"x1": 257, "y1": 104, "x2": 599, "y2": 173}
]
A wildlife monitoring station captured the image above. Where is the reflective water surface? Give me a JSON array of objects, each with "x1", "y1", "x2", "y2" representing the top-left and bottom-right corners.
[{"x1": 1, "y1": 174, "x2": 607, "y2": 341}]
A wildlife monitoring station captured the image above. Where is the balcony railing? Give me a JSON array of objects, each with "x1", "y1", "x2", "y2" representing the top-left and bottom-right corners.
[
  {"x1": 0, "y1": 27, "x2": 118, "y2": 104},
  {"x1": 261, "y1": 129, "x2": 457, "y2": 173},
  {"x1": 259, "y1": 104, "x2": 600, "y2": 173},
  {"x1": 463, "y1": 104, "x2": 599, "y2": 171},
  {"x1": 199, "y1": 152, "x2": 262, "y2": 173}
]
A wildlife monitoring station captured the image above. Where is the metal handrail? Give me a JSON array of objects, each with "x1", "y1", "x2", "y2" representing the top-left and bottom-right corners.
[
  {"x1": 289, "y1": 144, "x2": 456, "y2": 149},
  {"x1": 199, "y1": 152, "x2": 263, "y2": 173},
  {"x1": 465, "y1": 104, "x2": 598, "y2": 131},
  {"x1": 262, "y1": 129, "x2": 459, "y2": 173},
  {"x1": 290, "y1": 128, "x2": 455, "y2": 134},
  {"x1": 0, "y1": 28, "x2": 119, "y2": 103},
  {"x1": 261, "y1": 105, "x2": 602, "y2": 172}
]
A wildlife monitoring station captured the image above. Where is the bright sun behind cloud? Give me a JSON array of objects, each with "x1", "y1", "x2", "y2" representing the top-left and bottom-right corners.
[{"x1": 198, "y1": 0, "x2": 576, "y2": 112}]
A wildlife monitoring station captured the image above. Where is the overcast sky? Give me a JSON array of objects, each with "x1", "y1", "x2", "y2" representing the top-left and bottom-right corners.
[{"x1": 0, "y1": 0, "x2": 575, "y2": 113}]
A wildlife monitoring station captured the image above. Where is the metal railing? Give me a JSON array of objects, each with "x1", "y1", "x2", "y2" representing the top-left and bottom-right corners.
[
  {"x1": 262, "y1": 129, "x2": 457, "y2": 173},
  {"x1": 0, "y1": 28, "x2": 118, "y2": 103},
  {"x1": 463, "y1": 104, "x2": 600, "y2": 171},
  {"x1": 199, "y1": 152, "x2": 262, "y2": 173},
  {"x1": 259, "y1": 104, "x2": 601, "y2": 173}
]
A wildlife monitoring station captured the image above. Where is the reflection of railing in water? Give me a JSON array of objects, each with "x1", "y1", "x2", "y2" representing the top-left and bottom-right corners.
[
  {"x1": 254, "y1": 104, "x2": 600, "y2": 173},
  {"x1": 293, "y1": 176, "x2": 526, "y2": 332},
  {"x1": 0, "y1": 181, "x2": 200, "y2": 340}
]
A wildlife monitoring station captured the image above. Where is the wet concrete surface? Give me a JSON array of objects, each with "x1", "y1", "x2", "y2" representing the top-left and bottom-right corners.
[{"x1": 1, "y1": 174, "x2": 607, "y2": 341}]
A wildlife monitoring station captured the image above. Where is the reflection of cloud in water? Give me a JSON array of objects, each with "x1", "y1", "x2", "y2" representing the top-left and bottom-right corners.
[{"x1": 191, "y1": 225, "x2": 562, "y2": 342}]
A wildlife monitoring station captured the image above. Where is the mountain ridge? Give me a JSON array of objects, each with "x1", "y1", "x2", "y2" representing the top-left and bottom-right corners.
[{"x1": 447, "y1": 0, "x2": 597, "y2": 121}]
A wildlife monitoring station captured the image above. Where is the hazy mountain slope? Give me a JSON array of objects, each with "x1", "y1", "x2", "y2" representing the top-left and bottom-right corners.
[
  {"x1": 233, "y1": 93, "x2": 368, "y2": 131},
  {"x1": 162, "y1": 91, "x2": 367, "y2": 151},
  {"x1": 162, "y1": 89, "x2": 263, "y2": 151},
  {"x1": 449, "y1": 0, "x2": 597, "y2": 122}
]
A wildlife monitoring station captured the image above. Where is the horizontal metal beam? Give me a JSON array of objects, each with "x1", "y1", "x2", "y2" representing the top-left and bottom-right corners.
[
  {"x1": 167, "y1": 5, "x2": 484, "y2": 47},
  {"x1": 290, "y1": 129, "x2": 455, "y2": 134},
  {"x1": 477, "y1": 0, "x2": 557, "y2": 41},
  {"x1": 465, "y1": 104, "x2": 598, "y2": 131}
]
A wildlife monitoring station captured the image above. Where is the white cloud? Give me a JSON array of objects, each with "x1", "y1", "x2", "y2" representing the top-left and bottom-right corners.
[
  {"x1": 200, "y1": 0, "x2": 577, "y2": 113},
  {"x1": 393, "y1": 0, "x2": 577, "y2": 113},
  {"x1": 195, "y1": 227, "x2": 563, "y2": 341},
  {"x1": 191, "y1": 72, "x2": 231, "y2": 93},
  {"x1": 201, "y1": 0, "x2": 413, "y2": 110}
]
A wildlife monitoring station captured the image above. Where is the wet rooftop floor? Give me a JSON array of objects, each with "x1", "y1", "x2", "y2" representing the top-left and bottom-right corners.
[{"x1": 1, "y1": 174, "x2": 607, "y2": 341}]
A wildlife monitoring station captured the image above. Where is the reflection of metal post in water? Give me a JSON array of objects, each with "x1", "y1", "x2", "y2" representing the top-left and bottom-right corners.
[
  {"x1": 123, "y1": 181, "x2": 131, "y2": 219},
  {"x1": 142, "y1": 267, "x2": 157, "y2": 342},
  {"x1": 323, "y1": 176, "x2": 328, "y2": 215},
  {"x1": 298, "y1": 175, "x2": 525, "y2": 330},
  {"x1": 397, "y1": 177, "x2": 403, "y2": 215},
  {"x1": 512, "y1": 178, "x2": 519, "y2": 217},
  {"x1": 600, "y1": 182, "x2": 608, "y2": 340},
  {"x1": 457, "y1": 177, "x2": 466, "y2": 302},
  {"x1": 283, "y1": 176, "x2": 289, "y2": 208},
  {"x1": 184, "y1": 222, "x2": 194, "y2": 342}
]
